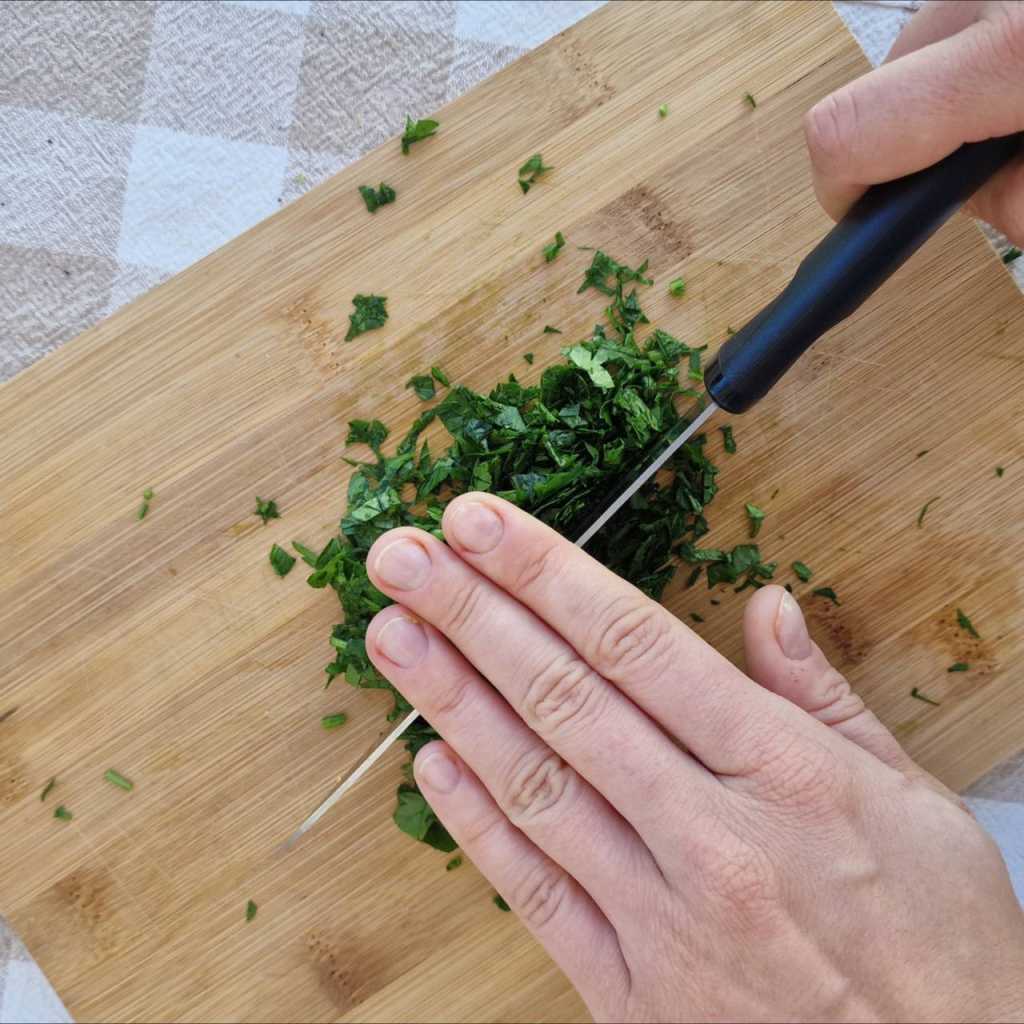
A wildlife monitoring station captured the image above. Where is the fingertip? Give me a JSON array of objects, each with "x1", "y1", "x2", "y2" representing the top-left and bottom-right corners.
[{"x1": 414, "y1": 741, "x2": 462, "y2": 795}]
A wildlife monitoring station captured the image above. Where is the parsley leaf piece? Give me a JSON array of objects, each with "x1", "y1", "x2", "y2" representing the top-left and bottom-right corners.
[
  {"x1": 1003, "y1": 246, "x2": 1021, "y2": 264},
  {"x1": 346, "y1": 418, "x2": 389, "y2": 453},
  {"x1": 137, "y1": 489, "x2": 152, "y2": 520},
  {"x1": 292, "y1": 541, "x2": 319, "y2": 566},
  {"x1": 445, "y1": 856, "x2": 463, "y2": 871},
  {"x1": 401, "y1": 116, "x2": 438, "y2": 155},
  {"x1": 345, "y1": 294, "x2": 388, "y2": 342},
  {"x1": 143, "y1": 488, "x2": 154, "y2": 501},
  {"x1": 517, "y1": 153, "x2": 552, "y2": 193},
  {"x1": 245, "y1": 900, "x2": 258, "y2": 923},
  {"x1": 996, "y1": 466, "x2": 1005, "y2": 477},
  {"x1": 792, "y1": 561, "x2": 813, "y2": 582},
  {"x1": 493, "y1": 894, "x2": 511, "y2": 912},
  {"x1": 720, "y1": 425, "x2": 736, "y2": 454},
  {"x1": 104, "y1": 768, "x2": 133, "y2": 792},
  {"x1": 916, "y1": 497, "x2": 939, "y2": 528},
  {"x1": 658, "y1": 103, "x2": 668, "y2": 118},
  {"x1": 431, "y1": 366, "x2": 450, "y2": 388},
  {"x1": 578, "y1": 250, "x2": 652, "y2": 296},
  {"x1": 543, "y1": 231, "x2": 566, "y2": 263},
  {"x1": 690, "y1": 612, "x2": 704, "y2": 623},
  {"x1": 394, "y1": 785, "x2": 457, "y2": 851},
  {"x1": 745, "y1": 503, "x2": 766, "y2": 538},
  {"x1": 358, "y1": 182, "x2": 396, "y2": 213},
  {"x1": 910, "y1": 687, "x2": 941, "y2": 707},
  {"x1": 948, "y1": 662, "x2": 969, "y2": 673},
  {"x1": 255, "y1": 497, "x2": 280, "y2": 525},
  {"x1": 321, "y1": 713, "x2": 348, "y2": 730},
  {"x1": 955, "y1": 608, "x2": 980, "y2": 639},
  {"x1": 54, "y1": 805, "x2": 72, "y2": 821},
  {"x1": 407, "y1": 374, "x2": 436, "y2": 401},
  {"x1": 564, "y1": 344, "x2": 614, "y2": 389},
  {"x1": 812, "y1": 586, "x2": 840, "y2": 606},
  {"x1": 269, "y1": 543, "x2": 296, "y2": 577},
  {"x1": 744, "y1": 91, "x2": 757, "y2": 109},
  {"x1": 542, "y1": 326, "x2": 562, "y2": 335},
  {"x1": 523, "y1": 352, "x2": 535, "y2": 365},
  {"x1": 41, "y1": 777, "x2": 56, "y2": 801},
  {"x1": 669, "y1": 277, "x2": 686, "y2": 297}
]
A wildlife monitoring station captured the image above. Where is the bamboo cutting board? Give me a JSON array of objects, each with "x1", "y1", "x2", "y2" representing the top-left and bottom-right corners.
[{"x1": 2, "y1": 2, "x2": 1023, "y2": 1021}]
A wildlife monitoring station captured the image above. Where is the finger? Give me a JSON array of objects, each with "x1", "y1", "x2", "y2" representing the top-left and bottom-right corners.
[
  {"x1": 365, "y1": 527, "x2": 722, "y2": 847},
  {"x1": 804, "y1": 14, "x2": 1024, "y2": 218},
  {"x1": 885, "y1": 1, "x2": 982, "y2": 63},
  {"x1": 966, "y1": 156, "x2": 1024, "y2": 245},
  {"x1": 437, "y1": 493, "x2": 828, "y2": 779},
  {"x1": 743, "y1": 585, "x2": 966, "y2": 807},
  {"x1": 365, "y1": 605, "x2": 663, "y2": 915},
  {"x1": 413, "y1": 741, "x2": 629, "y2": 1007}
]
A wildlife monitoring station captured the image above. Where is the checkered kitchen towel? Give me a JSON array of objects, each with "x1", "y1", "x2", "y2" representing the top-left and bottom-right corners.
[{"x1": 2, "y1": 2, "x2": 1022, "y2": 1021}]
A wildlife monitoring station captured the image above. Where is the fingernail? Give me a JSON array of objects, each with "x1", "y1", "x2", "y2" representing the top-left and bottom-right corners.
[
  {"x1": 375, "y1": 615, "x2": 428, "y2": 668},
  {"x1": 417, "y1": 748, "x2": 460, "y2": 794},
  {"x1": 448, "y1": 500, "x2": 504, "y2": 554},
  {"x1": 373, "y1": 538, "x2": 431, "y2": 590},
  {"x1": 776, "y1": 591, "x2": 813, "y2": 660}
]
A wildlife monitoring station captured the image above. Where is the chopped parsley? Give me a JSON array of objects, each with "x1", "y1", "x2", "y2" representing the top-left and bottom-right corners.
[
  {"x1": 523, "y1": 352, "x2": 535, "y2": 364},
  {"x1": 40, "y1": 777, "x2": 56, "y2": 801},
  {"x1": 255, "y1": 497, "x2": 280, "y2": 525},
  {"x1": 1003, "y1": 246, "x2": 1021, "y2": 265},
  {"x1": 955, "y1": 608, "x2": 980, "y2": 639},
  {"x1": 542, "y1": 325, "x2": 562, "y2": 334},
  {"x1": 517, "y1": 153, "x2": 552, "y2": 193},
  {"x1": 245, "y1": 900, "x2": 258, "y2": 923},
  {"x1": 54, "y1": 805, "x2": 72, "y2": 821},
  {"x1": 745, "y1": 503, "x2": 766, "y2": 538},
  {"x1": 720, "y1": 425, "x2": 736, "y2": 454},
  {"x1": 668, "y1": 277, "x2": 686, "y2": 298},
  {"x1": 103, "y1": 768, "x2": 133, "y2": 792},
  {"x1": 493, "y1": 894, "x2": 511, "y2": 912},
  {"x1": 445, "y1": 856, "x2": 463, "y2": 871},
  {"x1": 269, "y1": 543, "x2": 296, "y2": 577},
  {"x1": 948, "y1": 662, "x2": 969, "y2": 673},
  {"x1": 910, "y1": 687, "x2": 940, "y2": 707},
  {"x1": 690, "y1": 612, "x2": 704, "y2": 623},
  {"x1": 137, "y1": 488, "x2": 154, "y2": 520},
  {"x1": 394, "y1": 786, "x2": 457, "y2": 852},
  {"x1": 792, "y1": 561, "x2": 813, "y2": 582},
  {"x1": 407, "y1": 375, "x2": 436, "y2": 401},
  {"x1": 996, "y1": 466, "x2": 1005, "y2": 477},
  {"x1": 812, "y1": 586, "x2": 840, "y2": 606},
  {"x1": 543, "y1": 231, "x2": 566, "y2": 262},
  {"x1": 658, "y1": 103, "x2": 668, "y2": 118},
  {"x1": 578, "y1": 250, "x2": 652, "y2": 296},
  {"x1": 916, "y1": 497, "x2": 938, "y2": 528},
  {"x1": 431, "y1": 366, "x2": 450, "y2": 388},
  {"x1": 345, "y1": 294, "x2": 388, "y2": 342},
  {"x1": 358, "y1": 182, "x2": 396, "y2": 213},
  {"x1": 321, "y1": 713, "x2": 348, "y2": 730},
  {"x1": 401, "y1": 116, "x2": 438, "y2": 154},
  {"x1": 744, "y1": 91, "x2": 757, "y2": 109}
]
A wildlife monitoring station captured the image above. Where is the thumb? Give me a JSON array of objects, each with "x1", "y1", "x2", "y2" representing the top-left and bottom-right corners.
[{"x1": 743, "y1": 586, "x2": 965, "y2": 806}]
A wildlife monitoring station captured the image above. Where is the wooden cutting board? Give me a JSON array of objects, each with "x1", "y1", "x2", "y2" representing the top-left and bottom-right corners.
[{"x1": 2, "y1": 2, "x2": 1023, "y2": 1021}]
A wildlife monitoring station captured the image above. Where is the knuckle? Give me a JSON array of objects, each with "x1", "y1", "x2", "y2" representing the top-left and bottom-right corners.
[
  {"x1": 692, "y1": 830, "x2": 782, "y2": 926},
  {"x1": 590, "y1": 595, "x2": 676, "y2": 681},
  {"x1": 809, "y1": 667, "x2": 865, "y2": 726},
  {"x1": 504, "y1": 749, "x2": 576, "y2": 828},
  {"x1": 981, "y1": 11, "x2": 1024, "y2": 73},
  {"x1": 803, "y1": 89, "x2": 856, "y2": 175},
  {"x1": 429, "y1": 668, "x2": 476, "y2": 719},
  {"x1": 513, "y1": 861, "x2": 571, "y2": 931},
  {"x1": 458, "y1": 807, "x2": 508, "y2": 849},
  {"x1": 511, "y1": 539, "x2": 562, "y2": 594},
  {"x1": 747, "y1": 727, "x2": 846, "y2": 808},
  {"x1": 522, "y1": 651, "x2": 607, "y2": 736},
  {"x1": 442, "y1": 578, "x2": 486, "y2": 635}
]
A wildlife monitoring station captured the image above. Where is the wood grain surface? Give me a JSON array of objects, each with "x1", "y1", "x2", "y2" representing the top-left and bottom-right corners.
[{"x1": 2, "y1": 2, "x2": 1023, "y2": 1021}]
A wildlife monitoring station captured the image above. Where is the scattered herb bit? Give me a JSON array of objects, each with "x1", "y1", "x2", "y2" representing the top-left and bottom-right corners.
[
  {"x1": 720, "y1": 425, "x2": 736, "y2": 454},
  {"x1": 955, "y1": 608, "x2": 980, "y2": 639},
  {"x1": 948, "y1": 662, "x2": 969, "y2": 673},
  {"x1": 345, "y1": 294, "x2": 388, "y2": 342},
  {"x1": 1003, "y1": 246, "x2": 1021, "y2": 265},
  {"x1": 543, "y1": 231, "x2": 566, "y2": 263},
  {"x1": 578, "y1": 250, "x2": 652, "y2": 296},
  {"x1": 493, "y1": 894, "x2": 511, "y2": 912},
  {"x1": 687, "y1": 347, "x2": 706, "y2": 383},
  {"x1": 54, "y1": 805, "x2": 72, "y2": 821},
  {"x1": 103, "y1": 768, "x2": 133, "y2": 792},
  {"x1": 745, "y1": 503, "x2": 766, "y2": 538},
  {"x1": 431, "y1": 366, "x2": 450, "y2": 388},
  {"x1": 916, "y1": 497, "x2": 939, "y2": 528},
  {"x1": 321, "y1": 713, "x2": 348, "y2": 730},
  {"x1": 143, "y1": 487, "x2": 154, "y2": 500},
  {"x1": 744, "y1": 91, "x2": 757, "y2": 109},
  {"x1": 137, "y1": 488, "x2": 154, "y2": 520},
  {"x1": 669, "y1": 277, "x2": 686, "y2": 298},
  {"x1": 523, "y1": 352, "x2": 535, "y2": 364},
  {"x1": 407, "y1": 375, "x2": 436, "y2": 401},
  {"x1": 270, "y1": 543, "x2": 296, "y2": 577},
  {"x1": 394, "y1": 786, "x2": 456, "y2": 851},
  {"x1": 542, "y1": 326, "x2": 562, "y2": 335},
  {"x1": 658, "y1": 103, "x2": 668, "y2": 118},
  {"x1": 996, "y1": 466, "x2": 1005, "y2": 477},
  {"x1": 358, "y1": 182, "x2": 396, "y2": 213},
  {"x1": 40, "y1": 777, "x2": 56, "y2": 801},
  {"x1": 401, "y1": 116, "x2": 438, "y2": 154},
  {"x1": 245, "y1": 899, "x2": 258, "y2": 923},
  {"x1": 812, "y1": 586, "x2": 840, "y2": 606},
  {"x1": 445, "y1": 856, "x2": 463, "y2": 871},
  {"x1": 916, "y1": 450, "x2": 929, "y2": 458},
  {"x1": 910, "y1": 687, "x2": 941, "y2": 707},
  {"x1": 792, "y1": 561, "x2": 813, "y2": 582},
  {"x1": 255, "y1": 497, "x2": 280, "y2": 525},
  {"x1": 293, "y1": 540, "x2": 319, "y2": 566},
  {"x1": 690, "y1": 612, "x2": 704, "y2": 623},
  {"x1": 346, "y1": 418, "x2": 389, "y2": 454},
  {"x1": 517, "y1": 153, "x2": 552, "y2": 193}
]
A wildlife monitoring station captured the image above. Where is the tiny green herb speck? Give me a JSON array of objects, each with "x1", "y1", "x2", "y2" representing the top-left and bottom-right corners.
[
  {"x1": 104, "y1": 768, "x2": 133, "y2": 792},
  {"x1": 255, "y1": 497, "x2": 280, "y2": 525},
  {"x1": 270, "y1": 543, "x2": 296, "y2": 577}
]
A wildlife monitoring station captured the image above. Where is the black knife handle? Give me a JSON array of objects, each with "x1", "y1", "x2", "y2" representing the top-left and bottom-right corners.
[{"x1": 704, "y1": 132, "x2": 1023, "y2": 415}]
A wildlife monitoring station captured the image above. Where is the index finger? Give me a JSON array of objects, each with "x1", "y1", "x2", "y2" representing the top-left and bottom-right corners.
[{"x1": 441, "y1": 492, "x2": 818, "y2": 777}]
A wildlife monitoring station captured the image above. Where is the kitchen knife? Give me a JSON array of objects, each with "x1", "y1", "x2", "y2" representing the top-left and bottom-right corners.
[{"x1": 283, "y1": 131, "x2": 1022, "y2": 851}]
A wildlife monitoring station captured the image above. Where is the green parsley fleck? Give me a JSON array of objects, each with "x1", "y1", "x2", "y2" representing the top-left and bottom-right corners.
[
  {"x1": 543, "y1": 231, "x2": 566, "y2": 262},
  {"x1": 401, "y1": 116, "x2": 438, "y2": 155},
  {"x1": 246, "y1": 899, "x2": 258, "y2": 923},
  {"x1": 407, "y1": 375, "x2": 436, "y2": 401},
  {"x1": 720, "y1": 425, "x2": 736, "y2": 454},
  {"x1": 255, "y1": 497, "x2": 280, "y2": 525},
  {"x1": 955, "y1": 608, "x2": 980, "y2": 639},
  {"x1": 54, "y1": 805, "x2": 72, "y2": 821},
  {"x1": 542, "y1": 325, "x2": 562, "y2": 335},
  {"x1": 812, "y1": 586, "x2": 840, "y2": 606},
  {"x1": 658, "y1": 103, "x2": 668, "y2": 118},
  {"x1": 690, "y1": 612, "x2": 704, "y2": 623},
  {"x1": 431, "y1": 366, "x2": 450, "y2": 388},
  {"x1": 358, "y1": 182, "x2": 396, "y2": 213},
  {"x1": 523, "y1": 352, "x2": 535, "y2": 364},
  {"x1": 792, "y1": 561, "x2": 813, "y2": 582},
  {"x1": 345, "y1": 294, "x2": 388, "y2": 342},
  {"x1": 517, "y1": 153, "x2": 552, "y2": 193},
  {"x1": 996, "y1": 466, "x2": 1005, "y2": 477},
  {"x1": 668, "y1": 277, "x2": 686, "y2": 298},
  {"x1": 744, "y1": 91, "x2": 757, "y2": 109},
  {"x1": 104, "y1": 768, "x2": 133, "y2": 792},
  {"x1": 493, "y1": 894, "x2": 511, "y2": 912},
  {"x1": 745, "y1": 503, "x2": 766, "y2": 538},
  {"x1": 917, "y1": 497, "x2": 939, "y2": 528},
  {"x1": 269, "y1": 543, "x2": 296, "y2": 577},
  {"x1": 910, "y1": 687, "x2": 941, "y2": 707},
  {"x1": 1003, "y1": 246, "x2": 1021, "y2": 265},
  {"x1": 40, "y1": 777, "x2": 56, "y2": 802},
  {"x1": 948, "y1": 662, "x2": 969, "y2": 673},
  {"x1": 137, "y1": 488, "x2": 154, "y2": 520},
  {"x1": 445, "y1": 856, "x2": 463, "y2": 871},
  {"x1": 321, "y1": 713, "x2": 348, "y2": 730}
]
